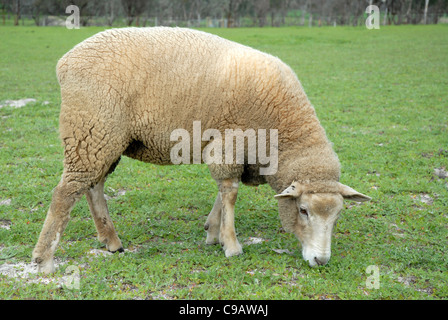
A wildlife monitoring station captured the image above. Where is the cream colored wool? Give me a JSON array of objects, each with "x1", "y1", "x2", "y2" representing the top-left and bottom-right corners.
[
  {"x1": 33, "y1": 27, "x2": 370, "y2": 273},
  {"x1": 55, "y1": 27, "x2": 335, "y2": 186}
]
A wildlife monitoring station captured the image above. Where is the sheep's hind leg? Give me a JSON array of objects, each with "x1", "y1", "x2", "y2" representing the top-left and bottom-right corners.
[
  {"x1": 86, "y1": 179, "x2": 123, "y2": 253},
  {"x1": 32, "y1": 177, "x2": 86, "y2": 274},
  {"x1": 204, "y1": 193, "x2": 222, "y2": 245},
  {"x1": 218, "y1": 178, "x2": 243, "y2": 257}
]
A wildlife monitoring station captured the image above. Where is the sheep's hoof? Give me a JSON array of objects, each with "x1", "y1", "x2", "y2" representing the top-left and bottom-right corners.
[
  {"x1": 205, "y1": 230, "x2": 220, "y2": 245},
  {"x1": 205, "y1": 237, "x2": 219, "y2": 245},
  {"x1": 109, "y1": 247, "x2": 124, "y2": 253},
  {"x1": 36, "y1": 258, "x2": 55, "y2": 274},
  {"x1": 205, "y1": 224, "x2": 220, "y2": 245},
  {"x1": 224, "y1": 243, "x2": 243, "y2": 257},
  {"x1": 105, "y1": 238, "x2": 124, "y2": 253}
]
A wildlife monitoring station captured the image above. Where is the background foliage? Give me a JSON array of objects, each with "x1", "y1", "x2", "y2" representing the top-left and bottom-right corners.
[{"x1": 1, "y1": 0, "x2": 448, "y2": 27}]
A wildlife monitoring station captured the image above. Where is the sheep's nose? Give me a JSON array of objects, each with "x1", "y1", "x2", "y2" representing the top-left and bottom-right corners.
[{"x1": 314, "y1": 256, "x2": 329, "y2": 266}]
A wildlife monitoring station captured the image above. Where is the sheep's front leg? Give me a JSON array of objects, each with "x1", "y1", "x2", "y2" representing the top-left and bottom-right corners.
[
  {"x1": 204, "y1": 193, "x2": 222, "y2": 245},
  {"x1": 218, "y1": 178, "x2": 243, "y2": 257}
]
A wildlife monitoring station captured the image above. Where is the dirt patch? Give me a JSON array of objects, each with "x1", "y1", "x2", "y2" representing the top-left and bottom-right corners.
[
  {"x1": 0, "y1": 99, "x2": 36, "y2": 108},
  {"x1": 244, "y1": 237, "x2": 266, "y2": 245},
  {"x1": 87, "y1": 249, "x2": 114, "y2": 257},
  {"x1": 418, "y1": 194, "x2": 434, "y2": 205},
  {"x1": 272, "y1": 248, "x2": 294, "y2": 255},
  {"x1": 0, "y1": 246, "x2": 141, "y2": 289},
  {"x1": 87, "y1": 247, "x2": 139, "y2": 258},
  {"x1": 0, "y1": 259, "x2": 68, "y2": 286},
  {"x1": 0, "y1": 99, "x2": 50, "y2": 109},
  {"x1": 397, "y1": 276, "x2": 434, "y2": 295},
  {"x1": 411, "y1": 193, "x2": 437, "y2": 207},
  {"x1": 0, "y1": 219, "x2": 11, "y2": 230},
  {"x1": 434, "y1": 167, "x2": 448, "y2": 179},
  {"x1": 104, "y1": 188, "x2": 127, "y2": 201},
  {"x1": 0, "y1": 199, "x2": 12, "y2": 206}
]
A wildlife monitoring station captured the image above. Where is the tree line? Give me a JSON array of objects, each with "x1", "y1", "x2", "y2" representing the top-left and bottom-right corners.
[{"x1": 1, "y1": 0, "x2": 447, "y2": 27}]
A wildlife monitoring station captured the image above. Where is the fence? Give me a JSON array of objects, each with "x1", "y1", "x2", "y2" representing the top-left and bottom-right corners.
[{"x1": 2, "y1": 12, "x2": 447, "y2": 28}]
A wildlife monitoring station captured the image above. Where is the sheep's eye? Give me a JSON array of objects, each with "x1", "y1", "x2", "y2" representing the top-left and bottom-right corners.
[{"x1": 299, "y1": 207, "x2": 308, "y2": 216}]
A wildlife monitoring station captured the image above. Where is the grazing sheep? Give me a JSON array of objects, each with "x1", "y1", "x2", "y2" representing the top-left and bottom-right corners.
[{"x1": 33, "y1": 27, "x2": 370, "y2": 274}]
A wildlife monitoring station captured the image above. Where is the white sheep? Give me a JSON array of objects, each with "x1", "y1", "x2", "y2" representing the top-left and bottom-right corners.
[{"x1": 33, "y1": 27, "x2": 370, "y2": 274}]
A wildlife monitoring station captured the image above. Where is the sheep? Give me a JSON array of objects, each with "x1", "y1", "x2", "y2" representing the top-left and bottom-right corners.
[{"x1": 32, "y1": 27, "x2": 371, "y2": 274}]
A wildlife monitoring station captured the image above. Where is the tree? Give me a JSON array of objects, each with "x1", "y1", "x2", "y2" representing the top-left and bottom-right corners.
[
  {"x1": 13, "y1": 0, "x2": 20, "y2": 25},
  {"x1": 253, "y1": 0, "x2": 270, "y2": 27},
  {"x1": 222, "y1": 0, "x2": 243, "y2": 27},
  {"x1": 0, "y1": 0, "x2": 9, "y2": 25},
  {"x1": 1, "y1": 0, "x2": 446, "y2": 27},
  {"x1": 102, "y1": 0, "x2": 121, "y2": 26},
  {"x1": 30, "y1": 0, "x2": 45, "y2": 25},
  {"x1": 121, "y1": 0, "x2": 147, "y2": 26}
]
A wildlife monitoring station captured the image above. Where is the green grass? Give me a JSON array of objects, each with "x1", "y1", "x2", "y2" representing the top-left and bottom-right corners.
[{"x1": 0, "y1": 25, "x2": 447, "y2": 300}]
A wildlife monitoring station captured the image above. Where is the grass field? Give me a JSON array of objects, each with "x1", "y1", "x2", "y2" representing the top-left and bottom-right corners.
[{"x1": 0, "y1": 24, "x2": 447, "y2": 300}]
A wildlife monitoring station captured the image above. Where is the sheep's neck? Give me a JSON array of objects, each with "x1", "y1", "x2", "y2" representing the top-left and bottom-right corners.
[{"x1": 266, "y1": 98, "x2": 341, "y2": 193}]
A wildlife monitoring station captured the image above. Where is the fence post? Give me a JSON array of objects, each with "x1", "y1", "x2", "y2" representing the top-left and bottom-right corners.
[{"x1": 423, "y1": 0, "x2": 429, "y2": 24}]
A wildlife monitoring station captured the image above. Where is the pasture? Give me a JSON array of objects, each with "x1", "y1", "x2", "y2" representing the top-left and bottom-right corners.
[{"x1": 0, "y1": 25, "x2": 447, "y2": 300}]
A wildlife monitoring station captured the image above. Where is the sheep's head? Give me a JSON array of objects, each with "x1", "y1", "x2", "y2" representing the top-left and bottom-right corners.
[{"x1": 275, "y1": 181, "x2": 371, "y2": 267}]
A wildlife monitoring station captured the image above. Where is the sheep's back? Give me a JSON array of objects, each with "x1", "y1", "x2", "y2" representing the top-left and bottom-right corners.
[{"x1": 56, "y1": 27, "x2": 294, "y2": 164}]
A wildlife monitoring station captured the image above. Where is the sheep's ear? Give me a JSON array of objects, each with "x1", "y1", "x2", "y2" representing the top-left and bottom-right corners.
[
  {"x1": 338, "y1": 183, "x2": 371, "y2": 202},
  {"x1": 274, "y1": 182, "x2": 302, "y2": 199}
]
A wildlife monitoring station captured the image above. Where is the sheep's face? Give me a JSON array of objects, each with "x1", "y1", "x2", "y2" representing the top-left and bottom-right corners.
[{"x1": 275, "y1": 182, "x2": 371, "y2": 267}]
